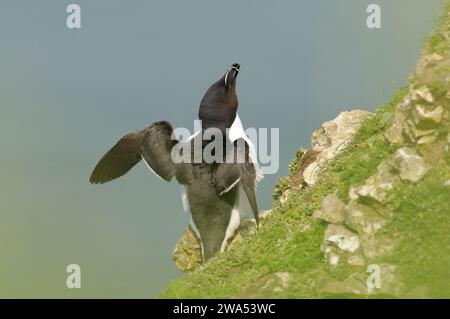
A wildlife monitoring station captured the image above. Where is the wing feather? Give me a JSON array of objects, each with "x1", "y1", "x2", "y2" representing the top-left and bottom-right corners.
[{"x1": 89, "y1": 121, "x2": 178, "y2": 184}]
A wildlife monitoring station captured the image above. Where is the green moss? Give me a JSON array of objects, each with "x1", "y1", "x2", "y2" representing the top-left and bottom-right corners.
[
  {"x1": 379, "y1": 154, "x2": 450, "y2": 298},
  {"x1": 288, "y1": 148, "x2": 306, "y2": 176},
  {"x1": 428, "y1": 80, "x2": 448, "y2": 100},
  {"x1": 272, "y1": 176, "x2": 289, "y2": 201},
  {"x1": 425, "y1": 32, "x2": 448, "y2": 55},
  {"x1": 424, "y1": 1, "x2": 450, "y2": 55}
]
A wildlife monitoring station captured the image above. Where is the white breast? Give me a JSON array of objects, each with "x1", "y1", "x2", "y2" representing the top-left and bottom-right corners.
[{"x1": 227, "y1": 114, "x2": 263, "y2": 182}]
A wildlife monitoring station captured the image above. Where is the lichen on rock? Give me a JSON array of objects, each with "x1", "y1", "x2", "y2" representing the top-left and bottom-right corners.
[{"x1": 172, "y1": 225, "x2": 202, "y2": 272}]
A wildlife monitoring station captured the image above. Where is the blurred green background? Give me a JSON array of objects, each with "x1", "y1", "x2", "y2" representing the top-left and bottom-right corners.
[{"x1": 0, "y1": 0, "x2": 444, "y2": 297}]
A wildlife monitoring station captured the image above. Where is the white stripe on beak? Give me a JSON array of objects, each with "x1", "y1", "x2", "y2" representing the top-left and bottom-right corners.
[{"x1": 224, "y1": 66, "x2": 239, "y2": 87}]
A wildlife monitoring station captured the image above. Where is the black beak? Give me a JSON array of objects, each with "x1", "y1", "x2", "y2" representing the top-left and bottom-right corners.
[
  {"x1": 230, "y1": 63, "x2": 240, "y2": 77},
  {"x1": 225, "y1": 63, "x2": 240, "y2": 88}
]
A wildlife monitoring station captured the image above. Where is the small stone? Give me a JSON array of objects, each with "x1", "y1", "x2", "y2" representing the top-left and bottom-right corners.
[
  {"x1": 392, "y1": 147, "x2": 431, "y2": 182},
  {"x1": 417, "y1": 134, "x2": 437, "y2": 145},
  {"x1": 412, "y1": 104, "x2": 443, "y2": 126},
  {"x1": 385, "y1": 118, "x2": 405, "y2": 144},
  {"x1": 402, "y1": 97, "x2": 411, "y2": 108},
  {"x1": 422, "y1": 53, "x2": 445, "y2": 67},
  {"x1": 428, "y1": 53, "x2": 444, "y2": 62},
  {"x1": 321, "y1": 245, "x2": 342, "y2": 266},
  {"x1": 328, "y1": 252, "x2": 340, "y2": 266},
  {"x1": 353, "y1": 161, "x2": 398, "y2": 203},
  {"x1": 345, "y1": 203, "x2": 387, "y2": 237},
  {"x1": 324, "y1": 224, "x2": 360, "y2": 253},
  {"x1": 348, "y1": 187, "x2": 359, "y2": 201},
  {"x1": 313, "y1": 192, "x2": 346, "y2": 224},
  {"x1": 410, "y1": 86, "x2": 434, "y2": 103},
  {"x1": 384, "y1": 103, "x2": 407, "y2": 144}
]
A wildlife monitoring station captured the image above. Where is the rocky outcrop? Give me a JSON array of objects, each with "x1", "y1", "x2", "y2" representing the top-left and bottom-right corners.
[
  {"x1": 275, "y1": 110, "x2": 373, "y2": 207},
  {"x1": 314, "y1": 42, "x2": 450, "y2": 296},
  {"x1": 172, "y1": 225, "x2": 202, "y2": 272},
  {"x1": 303, "y1": 110, "x2": 373, "y2": 186}
]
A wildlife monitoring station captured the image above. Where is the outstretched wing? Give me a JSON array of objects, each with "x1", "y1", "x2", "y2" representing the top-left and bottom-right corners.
[
  {"x1": 89, "y1": 121, "x2": 178, "y2": 184},
  {"x1": 214, "y1": 138, "x2": 259, "y2": 225}
]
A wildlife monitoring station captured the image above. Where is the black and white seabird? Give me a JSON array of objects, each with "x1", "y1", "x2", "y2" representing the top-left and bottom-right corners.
[{"x1": 89, "y1": 63, "x2": 263, "y2": 261}]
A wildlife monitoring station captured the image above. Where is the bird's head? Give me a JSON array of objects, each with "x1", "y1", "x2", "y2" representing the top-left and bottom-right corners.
[{"x1": 199, "y1": 63, "x2": 241, "y2": 131}]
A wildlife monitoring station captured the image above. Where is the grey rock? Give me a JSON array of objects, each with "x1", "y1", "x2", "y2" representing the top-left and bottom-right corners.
[
  {"x1": 410, "y1": 86, "x2": 434, "y2": 103},
  {"x1": 303, "y1": 110, "x2": 373, "y2": 185},
  {"x1": 345, "y1": 203, "x2": 387, "y2": 237},
  {"x1": 172, "y1": 225, "x2": 202, "y2": 272},
  {"x1": 385, "y1": 109, "x2": 407, "y2": 144},
  {"x1": 323, "y1": 224, "x2": 360, "y2": 253},
  {"x1": 412, "y1": 104, "x2": 443, "y2": 127},
  {"x1": 352, "y1": 161, "x2": 398, "y2": 203},
  {"x1": 321, "y1": 245, "x2": 342, "y2": 266},
  {"x1": 313, "y1": 192, "x2": 346, "y2": 224},
  {"x1": 392, "y1": 147, "x2": 431, "y2": 182}
]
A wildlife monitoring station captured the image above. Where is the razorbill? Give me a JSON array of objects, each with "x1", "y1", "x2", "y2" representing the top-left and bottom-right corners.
[{"x1": 89, "y1": 63, "x2": 263, "y2": 261}]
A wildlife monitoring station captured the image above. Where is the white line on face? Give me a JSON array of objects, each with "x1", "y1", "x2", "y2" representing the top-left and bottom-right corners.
[{"x1": 224, "y1": 66, "x2": 239, "y2": 87}]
